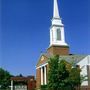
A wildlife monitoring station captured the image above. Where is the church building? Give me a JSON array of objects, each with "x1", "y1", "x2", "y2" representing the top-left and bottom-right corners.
[{"x1": 36, "y1": 0, "x2": 90, "y2": 89}]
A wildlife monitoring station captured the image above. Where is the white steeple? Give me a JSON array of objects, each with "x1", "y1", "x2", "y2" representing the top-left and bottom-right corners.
[
  {"x1": 53, "y1": 0, "x2": 60, "y2": 19},
  {"x1": 50, "y1": 0, "x2": 68, "y2": 46}
]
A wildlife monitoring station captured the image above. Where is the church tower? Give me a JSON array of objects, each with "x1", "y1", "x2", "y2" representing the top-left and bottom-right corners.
[{"x1": 48, "y1": 0, "x2": 69, "y2": 55}]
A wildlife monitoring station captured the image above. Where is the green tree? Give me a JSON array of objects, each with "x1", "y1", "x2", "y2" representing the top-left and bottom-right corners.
[
  {"x1": 48, "y1": 55, "x2": 59, "y2": 90},
  {"x1": 47, "y1": 55, "x2": 81, "y2": 90},
  {"x1": 67, "y1": 67, "x2": 81, "y2": 89},
  {"x1": 57, "y1": 60, "x2": 69, "y2": 89},
  {"x1": 0, "y1": 68, "x2": 12, "y2": 89}
]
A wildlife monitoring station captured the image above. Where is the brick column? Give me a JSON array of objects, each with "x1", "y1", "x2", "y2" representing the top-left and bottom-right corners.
[{"x1": 36, "y1": 68, "x2": 41, "y2": 89}]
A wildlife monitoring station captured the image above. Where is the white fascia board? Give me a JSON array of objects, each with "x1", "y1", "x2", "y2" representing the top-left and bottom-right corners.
[{"x1": 36, "y1": 63, "x2": 48, "y2": 69}]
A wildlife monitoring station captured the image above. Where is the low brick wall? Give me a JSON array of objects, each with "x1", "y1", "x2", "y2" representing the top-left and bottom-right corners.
[
  {"x1": 80, "y1": 86, "x2": 90, "y2": 90},
  {"x1": 36, "y1": 86, "x2": 90, "y2": 90}
]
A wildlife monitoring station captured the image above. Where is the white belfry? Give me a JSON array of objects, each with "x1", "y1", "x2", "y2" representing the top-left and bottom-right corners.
[{"x1": 50, "y1": 0, "x2": 68, "y2": 46}]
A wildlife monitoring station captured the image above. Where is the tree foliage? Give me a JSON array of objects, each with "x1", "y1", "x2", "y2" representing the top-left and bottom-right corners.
[
  {"x1": 47, "y1": 55, "x2": 81, "y2": 90},
  {"x1": 0, "y1": 68, "x2": 12, "y2": 89},
  {"x1": 48, "y1": 55, "x2": 59, "y2": 90}
]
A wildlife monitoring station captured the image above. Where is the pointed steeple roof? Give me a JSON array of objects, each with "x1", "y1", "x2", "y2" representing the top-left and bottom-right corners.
[{"x1": 53, "y1": 0, "x2": 60, "y2": 19}]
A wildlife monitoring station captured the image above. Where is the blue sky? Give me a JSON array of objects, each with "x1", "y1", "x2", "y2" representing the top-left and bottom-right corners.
[{"x1": 0, "y1": 0, "x2": 90, "y2": 76}]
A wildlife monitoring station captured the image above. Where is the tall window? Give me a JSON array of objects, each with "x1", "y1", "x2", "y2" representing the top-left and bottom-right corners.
[{"x1": 56, "y1": 28, "x2": 61, "y2": 40}]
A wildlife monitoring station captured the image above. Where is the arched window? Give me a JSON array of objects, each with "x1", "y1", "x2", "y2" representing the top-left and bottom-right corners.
[{"x1": 56, "y1": 28, "x2": 61, "y2": 40}]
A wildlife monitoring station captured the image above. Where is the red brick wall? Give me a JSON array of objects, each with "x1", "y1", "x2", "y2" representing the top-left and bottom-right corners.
[
  {"x1": 36, "y1": 68, "x2": 41, "y2": 89},
  {"x1": 36, "y1": 45, "x2": 69, "y2": 89},
  {"x1": 47, "y1": 46, "x2": 69, "y2": 55},
  {"x1": 80, "y1": 86, "x2": 90, "y2": 90},
  {"x1": 28, "y1": 81, "x2": 36, "y2": 90}
]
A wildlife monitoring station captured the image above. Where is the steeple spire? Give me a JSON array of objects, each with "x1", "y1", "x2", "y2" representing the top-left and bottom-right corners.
[
  {"x1": 49, "y1": 0, "x2": 68, "y2": 47},
  {"x1": 53, "y1": 0, "x2": 60, "y2": 19}
]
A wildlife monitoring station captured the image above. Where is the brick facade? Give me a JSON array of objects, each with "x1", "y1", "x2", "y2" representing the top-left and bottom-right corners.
[
  {"x1": 47, "y1": 45, "x2": 69, "y2": 55},
  {"x1": 36, "y1": 64, "x2": 49, "y2": 89},
  {"x1": 36, "y1": 55, "x2": 48, "y2": 89},
  {"x1": 36, "y1": 68, "x2": 41, "y2": 89},
  {"x1": 36, "y1": 45, "x2": 69, "y2": 89}
]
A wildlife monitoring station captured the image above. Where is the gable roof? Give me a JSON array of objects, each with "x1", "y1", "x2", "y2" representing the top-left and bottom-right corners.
[
  {"x1": 36, "y1": 51, "x2": 89, "y2": 68},
  {"x1": 59, "y1": 55, "x2": 87, "y2": 65},
  {"x1": 36, "y1": 54, "x2": 48, "y2": 67}
]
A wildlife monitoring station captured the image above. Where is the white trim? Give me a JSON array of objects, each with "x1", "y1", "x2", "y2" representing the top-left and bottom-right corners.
[
  {"x1": 11, "y1": 80, "x2": 13, "y2": 90},
  {"x1": 53, "y1": 0, "x2": 60, "y2": 19},
  {"x1": 87, "y1": 55, "x2": 90, "y2": 65},
  {"x1": 41, "y1": 67, "x2": 43, "y2": 85},
  {"x1": 36, "y1": 63, "x2": 48, "y2": 69},
  {"x1": 44, "y1": 66, "x2": 47, "y2": 85}
]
